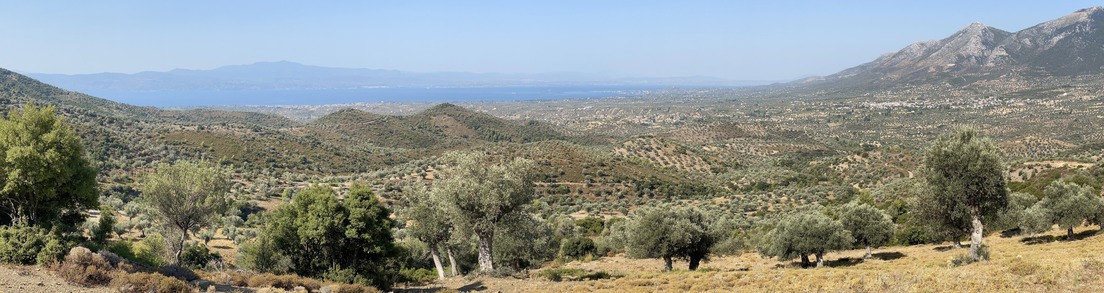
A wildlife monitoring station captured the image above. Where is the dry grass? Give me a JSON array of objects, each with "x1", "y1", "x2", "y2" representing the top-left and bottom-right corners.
[{"x1": 414, "y1": 226, "x2": 1104, "y2": 292}]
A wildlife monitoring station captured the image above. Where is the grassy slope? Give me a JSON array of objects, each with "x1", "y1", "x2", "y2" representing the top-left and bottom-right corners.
[{"x1": 417, "y1": 226, "x2": 1104, "y2": 292}]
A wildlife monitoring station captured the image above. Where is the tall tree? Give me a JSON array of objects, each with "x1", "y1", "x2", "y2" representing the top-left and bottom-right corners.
[
  {"x1": 839, "y1": 202, "x2": 895, "y2": 258},
  {"x1": 433, "y1": 152, "x2": 536, "y2": 273},
  {"x1": 1038, "y1": 180, "x2": 1103, "y2": 239},
  {"x1": 401, "y1": 185, "x2": 454, "y2": 279},
  {"x1": 140, "y1": 161, "x2": 230, "y2": 265},
  {"x1": 924, "y1": 127, "x2": 1008, "y2": 261},
  {"x1": 0, "y1": 104, "x2": 97, "y2": 226}
]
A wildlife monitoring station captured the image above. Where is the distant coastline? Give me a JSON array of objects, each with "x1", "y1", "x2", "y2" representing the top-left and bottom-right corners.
[{"x1": 85, "y1": 85, "x2": 684, "y2": 107}]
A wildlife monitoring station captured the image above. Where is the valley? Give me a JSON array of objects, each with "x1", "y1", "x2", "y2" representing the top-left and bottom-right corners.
[{"x1": 1, "y1": 5, "x2": 1104, "y2": 293}]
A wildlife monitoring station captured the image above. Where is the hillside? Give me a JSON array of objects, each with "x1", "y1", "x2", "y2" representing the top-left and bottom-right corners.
[
  {"x1": 305, "y1": 103, "x2": 566, "y2": 150},
  {"x1": 417, "y1": 226, "x2": 1104, "y2": 292}
]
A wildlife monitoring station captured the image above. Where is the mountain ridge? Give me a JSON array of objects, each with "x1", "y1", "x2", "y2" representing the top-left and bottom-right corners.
[{"x1": 806, "y1": 6, "x2": 1104, "y2": 89}]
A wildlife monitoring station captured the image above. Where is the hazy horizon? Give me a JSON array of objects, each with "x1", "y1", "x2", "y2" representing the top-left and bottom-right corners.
[{"x1": 2, "y1": 1, "x2": 1096, "y2": 80}]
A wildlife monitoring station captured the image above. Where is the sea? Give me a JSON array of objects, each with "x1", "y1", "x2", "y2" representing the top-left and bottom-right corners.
[{"x1": 90, "y1": 85, "x2": 668, "y2": 107}]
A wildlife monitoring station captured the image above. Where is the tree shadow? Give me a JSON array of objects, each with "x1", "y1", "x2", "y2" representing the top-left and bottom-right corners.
[
  {"x1": 1000, "y1": 228, "x2": 1022, "y2": 238},
  {"x1": 826, "y1": 257, "x2": 863, "y2": 267},
  {"x1": 1071, "y1": 229, "x2": 1099, "y2": 240},
  {"x1": 458, "y1": 281, "x2": 487, "y2": 292},
  {"x1": 1021, "y1": 235, "x2": 1056, "y2": 245},
  {"x1": 932, "y1": 245, "x2": 958, "y2": 252},
  {"x1": 871, "y1": 251, "x2": 906, "y2": 261},
  {"x1": 396, "y1": 281, "x2": 485, "y2": 293},
  {"x1": 1023, "y1": 229, "x2": 1100, "y2": 245}
]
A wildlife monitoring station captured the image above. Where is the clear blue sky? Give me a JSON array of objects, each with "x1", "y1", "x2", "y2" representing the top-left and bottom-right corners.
[{"x1": 0, "y1": 1, "x2": 1096, "y2": 80}]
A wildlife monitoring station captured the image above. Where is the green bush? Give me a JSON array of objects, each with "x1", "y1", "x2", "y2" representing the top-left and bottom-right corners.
[
  {"x1": 179, "y1": 244, "x2": 220, "y2": 269},
  {"x1": 134, "y1": 234, "x2": 167, "y2": 267},
  {"x1": 398, "y1": 267, "x2": 437, "y2": 284},
  {"x1": 539, "y1": 268, "x2": 584, "y2": 281},
  {"x1": 37, "y1": 238, "x2": 68, "y2": 265},
  {"x1": 559, "y1": 237, "x2": 596, "y2": 260},
  {"x1": 0, "y1": 225, "x2": 67, "y2": 265}
]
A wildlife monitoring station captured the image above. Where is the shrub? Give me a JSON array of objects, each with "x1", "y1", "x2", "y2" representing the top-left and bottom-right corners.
[
  {"x1": 135, "y1": 234, "x2": 168, "y2": 267},
  {"x1": 559, "y1": 237, "x2": 596, "y2": 260},
  {"x1": 246, "y1": 273, "x2": 323, "y2": 291},
  {"x1": 110, "y1": 272, "x2": 193, "y2": 293},
  {"x1": 179, "y1": 244, "x2": 220, "y2": 269},
  {"x1": 0, "y1": 225, "x2": 64, "y2": 265},
  {"x1": 158, "y1": 264, "x2": 199, "y2": 282},
  {"x1": 37, "y1": 238, "x2": 68, "y2": 265},
  {"x1": 53, "y1": 247, "x2": 114, "y2": 286},
  {"x1": 950, "y1": 245, "x2": 990, "y2": 267},
  {"x1": 332, "y1": 284, "x2": 384, "y2": 293},
  {"x1": 398, "y1": 267, "x2": 437, "y2": 284},
  {"x1": 539, "y1": 268, "x2": 584, "y2": 281}
]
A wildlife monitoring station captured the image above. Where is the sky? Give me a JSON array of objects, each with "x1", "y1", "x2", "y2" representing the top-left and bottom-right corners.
[{"x1": 0, "y1": 1, "x2": 1097, "y2": 81}]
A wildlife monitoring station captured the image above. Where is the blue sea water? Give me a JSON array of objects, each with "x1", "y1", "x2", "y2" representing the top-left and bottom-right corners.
[{"x1": 91, "y1": 85, "x2": 665, "y2": 107}]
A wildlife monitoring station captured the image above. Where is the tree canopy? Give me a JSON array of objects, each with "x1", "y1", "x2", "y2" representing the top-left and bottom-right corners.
[
  {"x1": 625, "y1": 206, "x2": 714, "y2": 271},
  {"x1": 141, "y1": 160, "x2": 230, "y2": 265},
  {"x1": 433, "y1": 151, "x2": 536, "y2": 273},
  {"x1": 0, "y1": 104, "x2": 97, "y2": 227},
  {"x1": 758, "y1": 210, "x2": 852, "y2": 268},
  {"x1": 1036, "y1": 180, "x2": 1103, "y2": 238},
  {"x1": 244, "y1": 185, "x2": 400, "y2": 289},
  {"x1": 839, "y1": 202, "x2": 895, "y2": 258},
  {"x1": 924, "y1": 127, "x2": 1007, "y2": 261}
]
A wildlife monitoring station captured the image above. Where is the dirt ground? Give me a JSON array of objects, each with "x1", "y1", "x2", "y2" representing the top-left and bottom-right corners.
[{"x1": 0, "y1": 264, "x2": 112, "y2": 293}]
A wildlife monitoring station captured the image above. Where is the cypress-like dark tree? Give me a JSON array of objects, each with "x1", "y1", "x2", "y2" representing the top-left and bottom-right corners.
[
  {"x1": 839, "y1": 202, "x2": 895, "y2": 258},
  {"x1": 924, "y1": 127, "x2": 1008, "y2": 261}
]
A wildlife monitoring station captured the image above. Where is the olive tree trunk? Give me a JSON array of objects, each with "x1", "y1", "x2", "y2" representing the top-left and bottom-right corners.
[
  {"x1": 1068, "y1": 227, "x2": 1075, "y2": 239},
  {"x1": 175, "y1": 226, "x2": 188, "y2": 265},
  {"x1": 447, "y1": 246, "x2": 459, "y2": 277},
  {"x1": 477, "y1": 232, "x2": 494, "y2": 272},
  {"x1": 864, "y1": 245, "x2": 872, "y2": 259},
  {"x1": 815, "y1": 253, "x2": 825, "y2": 268},
  {"x1": 428, "y1": 242, "x2": 446, "y2": 280},
  {"x1": 688, "y1": 255, "x2": 702, "y2": 271},
  {"x1": 663, "y1": 256, "x2": 673, "y2": 272},
  {"x1": 968, "y1": 215, "x2": 984, "y2": 261},
  {"x1": 800, "y1": 254, "x2": 811, "y2": 268}
]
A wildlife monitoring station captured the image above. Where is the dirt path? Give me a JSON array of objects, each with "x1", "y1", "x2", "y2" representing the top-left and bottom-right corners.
[{"x1": 0, "y1": 265, "x2": 112, "y2": 293}]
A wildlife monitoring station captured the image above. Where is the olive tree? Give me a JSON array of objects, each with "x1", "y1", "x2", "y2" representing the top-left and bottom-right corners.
[
  {"x1": 141, "y1": 161, "x2": 230, "y2": 264},
  {"x1": 758, "y1": 211, "x2": 852, "y2": 268},
  {"x1": 924, "y1": 128, "x2": 1008, "y2": 261},
  {"x1": 401, "y1": 185, "x2": 455, "y2": 279},
  {"x1": 0, "y1": 104, "x2": 98, "y2": 226},
  {"x1": 1038, "y1": 181, "x2": 1103, "y2": 239},
  {"x1": 434, "y1": 152, "x2": 536, "y2": 273},
  {"x1": 839, "y1": 202, "x2": 894, "y2": 258},
  {"x1": 624, "y1": 206, "x2": 713, "y2": 271}
]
